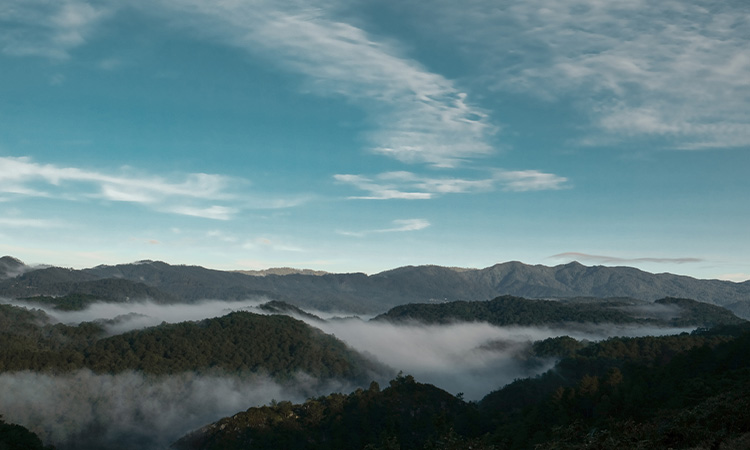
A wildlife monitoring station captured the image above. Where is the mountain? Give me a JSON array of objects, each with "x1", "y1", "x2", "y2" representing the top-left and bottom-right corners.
[
  {"x1": 373, "y1": 295, "x2": 746, "y2": 328},
  {"x1": 1, "y1": 257, "x2": 749, "y2": 315},
  {"x1": 0, "y1": 256, "x2": 27, "y2": 279}
]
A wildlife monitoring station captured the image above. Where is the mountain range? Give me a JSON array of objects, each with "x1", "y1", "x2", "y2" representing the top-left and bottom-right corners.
[{"x1": 1, "y1": 256, "x2": 749, "y2": 317}]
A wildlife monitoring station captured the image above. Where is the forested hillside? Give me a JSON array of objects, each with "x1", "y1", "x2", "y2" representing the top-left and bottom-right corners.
[
  {"x1": 0, "y1": 416, "x2": 54, "y2": 450},
  {"x1": 374, "y1": 295, "x2": 746, "y2": 328},
  {"x1": 0, "y1": 305, "x2": 381, "y2": 380},
  {"x1": 173, "y1": 374, "x2": 481, "y2": 450},
  {"x1": 174, "y1": 324, "x2": 750, "y2": 450}
]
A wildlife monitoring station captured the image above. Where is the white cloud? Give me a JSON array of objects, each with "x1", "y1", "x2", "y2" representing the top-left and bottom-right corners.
[
  {"x1": 166, "y1": 205, "x2": 237, "y2": 221},
  {"x1": 0, "y1": 156, "x2": 238, "y2": 220},
  {"x1": 243, "y1": 237, "x2": 305, "y2": 253},
  {"x1": 338, "y1": 218, "x2": 430, "y2": 237},
  {"x1": 333, "y1": 174, "x2": 433, "y2": 200},
  {"x1": 494, "y1": 169, "x2": 569, "y2": 192},
  {"x1": 550, "y1": 252, "x2": 704, "y2": 265},
  {"x1": 0, "y1": 217, "x2": 63, "y2": 228},
  {"x1": 335, "y1": 169, "x2": 567, "y2": 199},
  {"x1": 415, "y1": 0, "x2": 750, "y2": 150},
  {"x1": 0, "y1": 0, "x2": 112, "y2": 59},
  {"x1": 142, "y1": 0, "x2": 497, "y2": 167}
]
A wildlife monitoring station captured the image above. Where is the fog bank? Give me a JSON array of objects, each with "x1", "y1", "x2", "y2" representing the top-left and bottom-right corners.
[
  {"x1": 0, "y1": 369, "x2": 359, "y2": 450},
  {"x1": 306, "y1": 318, "x2": 695, "y2": 400},
  {"x1": 1, "y1": 298, "x2": 697, "y2": 400}
]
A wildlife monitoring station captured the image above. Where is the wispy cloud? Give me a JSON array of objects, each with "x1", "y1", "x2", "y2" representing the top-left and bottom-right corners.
[
  {"x1": 0, "y1": 156, "x2": 238, "y2": 220},
  {"x1": 550, "y1": 252, "x2": 704, "y2": 265},
  {"x1": 0, "y1": 217, "x2": 63, "y2": 228},
  {"x1": 166, "y1": 205, "x2": 237, "y2": 221},
  {"x1": 243, "y1": 237, "x2": 305, "y2": 253},
  {"x1": 0, "y1": 0, "x2": 112, "y2": 59},
  {"x1": 335, "y1": 169, "x2": 567, "y2": 199},
  {"x1": 494, "y1": 169, "x2": 570, "y2": 192},
  {"x1": 143, "y1": 0, "x2": 496, "y2": 168},
  {"x1": 338, "y1": 218, "x2": 430, "y2": 237},
  {"x1": 419, "y1": 0, "x2": 750, "y2": 150}
]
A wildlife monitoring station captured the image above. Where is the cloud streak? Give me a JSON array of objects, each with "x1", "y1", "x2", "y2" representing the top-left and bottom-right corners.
[
  {"x1": 550, "y1": 252, "x2": 704, "y2": 265},
  {"x1": 335, "y1": 169, "x2": 568, "y2": 199},
  {"x1": 0, "y1": 156, "x2": 239, "y2": 220},
  {"x1": 338, "y1": 218, "x2": 430, "y2": 237},
  {"x1": 0, "y1": 0, "x2": 112, "y2": 59}
]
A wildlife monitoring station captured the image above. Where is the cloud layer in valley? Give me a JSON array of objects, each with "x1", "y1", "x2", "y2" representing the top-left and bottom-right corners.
[
  {"x1": 0, "y1": 369, "x2": 356, "y2": 450},
  {"x1": 3, "y1": 298, "x2": 697, "y2": 399}
]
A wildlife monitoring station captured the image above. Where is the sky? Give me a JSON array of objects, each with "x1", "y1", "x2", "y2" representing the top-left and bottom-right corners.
[{"x1": 1, "y1": 0, "x2": 748, "y2": 281}]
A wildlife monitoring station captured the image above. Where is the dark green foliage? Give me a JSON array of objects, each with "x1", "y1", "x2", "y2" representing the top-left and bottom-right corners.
[
  {"x1": 532, "y1": 336, "x2": 587, "y2": 359},
  {"x1": 20, "y1": 293, "x2": 102, "y2": 311},
  {"x1": 477, "y1": 325, "x2": 750, "y2": 449},
  {"x1": 1, "y1": 274, "x2": 177, "y2": 304},
  {"x1": 173, "y1": 374, "x2": 484, "y2": 450},
  {"x1": 0, "y1": 305, "x2": 379, "y2": 380},
  {"x1": 174, "y1": 327, "x2": 750, "y2": 449},
  {"x1": 0, "y1": 304, "x2": 104, "y2": 372},
  {"x1": 84, "y1": 312, "x2": 377, "y2": 378},
  {"x1": 0, "y1": 256, "x2": 25, "y2": 279},
  {"x1": 0, "y1": 416, "x2": 54, "y2": 450},
  {"x1": 0, "y1": 304, "x2": 51, "y2": 333},
  {"x1": 374, "y1": 295, "x2": 745, "y2": 327},
  {"x1": 258, "y1": 300, "x2": 324, "y2": 321},
  {"x1": 655, "y1": 297, "x2": 746, "y2": 327}
]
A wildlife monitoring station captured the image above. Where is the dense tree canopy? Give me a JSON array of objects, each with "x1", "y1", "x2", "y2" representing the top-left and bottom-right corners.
[
  {"x1": 0, "y1": 305, "x2": 380, "y2": 380},
  {"x1": 375, "y1": 295, "x2": 745, "y2": 328},
  {"x1": 175, "y1": 324, "x2": 750, "y2": 450}
]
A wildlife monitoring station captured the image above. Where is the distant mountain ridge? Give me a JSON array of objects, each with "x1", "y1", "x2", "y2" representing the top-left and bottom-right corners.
[{"x1": 0, "y1": 256, "x2": 748, "y2": 316}]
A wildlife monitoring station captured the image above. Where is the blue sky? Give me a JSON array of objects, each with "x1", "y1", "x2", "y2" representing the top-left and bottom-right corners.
[{"x1": 1, "y1": 0, "x2": 748, "y2": 281}]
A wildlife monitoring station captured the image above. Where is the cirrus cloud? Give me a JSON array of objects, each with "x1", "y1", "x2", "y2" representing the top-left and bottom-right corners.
[
  {"x1": 337, "y1": 218, "x2": 430, "y2": 237},
  {"x1": 550, "y1": 252, "x2": 704, "y2": 265},
  {"x1": 335, "y1": 169, "x2": 568, "y2": 200},
  {"x1": 0, "y1": 156, "x2": 238, "y2": 220}
]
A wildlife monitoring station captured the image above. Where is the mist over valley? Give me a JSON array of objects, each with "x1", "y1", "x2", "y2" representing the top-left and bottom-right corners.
[{"x1": 1, "y1": 257, "x2": 749, "y2": 449}]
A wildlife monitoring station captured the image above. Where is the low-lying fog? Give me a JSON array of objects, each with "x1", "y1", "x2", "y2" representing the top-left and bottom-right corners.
[
  {"x1": 0, "y1": 298, "x2": 696, "y2": 449},
  {"x1": 0, "y1": 370, "x2": 355, "y2": 450}
]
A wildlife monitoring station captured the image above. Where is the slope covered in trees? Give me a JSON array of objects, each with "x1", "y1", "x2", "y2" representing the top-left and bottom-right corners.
[
  {"x1": 173, "y1": 374, "x2": 483, "y2": 450},
  {"x1": 0, "y1": 416, "x2": 54, "y2": 450},
  {"x1": 0, "y1": 305, "x2": 381, "y2": 380},
  {"x1": 374, "y1": 295, "x2": 745, "y2": 328},
  {"x1": 174, "y1": 324, "x2": 750, "y2": 450},
  {"x1": 478, "y1": 324, "x2": 750, "y2": 449}
]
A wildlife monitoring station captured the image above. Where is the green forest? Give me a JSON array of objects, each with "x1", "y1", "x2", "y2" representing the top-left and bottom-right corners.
[
  {"x1": 174, "y1": 323, "x2": 750, "y2": 450},
  {"x1": 0, "y1": 304, "x2": 379, "y2": 379},
  {"x1": 375, "y1": 295, "x2": 745, "y2": 328}
]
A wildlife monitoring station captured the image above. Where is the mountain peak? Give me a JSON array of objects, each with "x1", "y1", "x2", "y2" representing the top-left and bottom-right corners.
[
  {"x1": 0, "y1": 256, "x2": 24, "y2": 267},
  {"x1": 0, "y1": 256, "x2": 27, "y2": 279}
]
